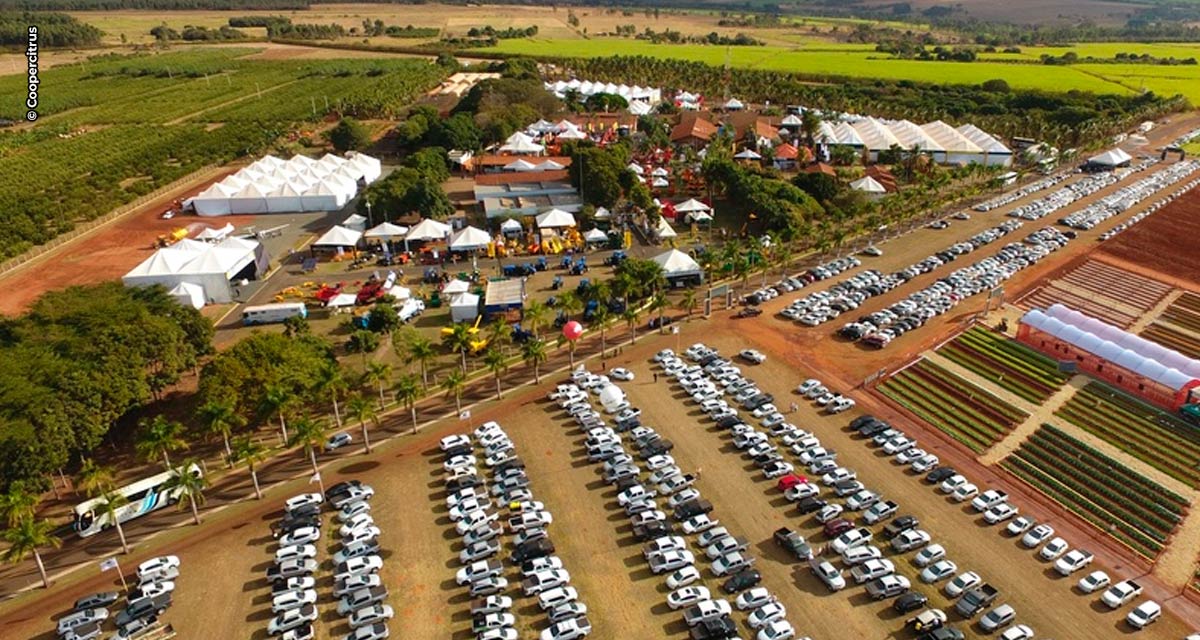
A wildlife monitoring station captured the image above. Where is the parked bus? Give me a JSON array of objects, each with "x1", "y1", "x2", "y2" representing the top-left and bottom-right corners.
[
  {"x1": 242, "y1": 302, "x2": 307, "y2": 326},
  {"x1": 72, "y1": 463, "x2": 202, "y2": 538}
]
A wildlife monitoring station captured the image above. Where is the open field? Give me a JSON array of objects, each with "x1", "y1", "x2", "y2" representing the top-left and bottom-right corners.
[
  {"x1": 1056, "y1": 382, "x2": 1200, "y2": 487},
  {"x1": 1100, "y1": 188, "x2": 1200, "y2": 290},
  {"x1": 1017, "y1": 259, "x2": 1172, "y2": 328},
  {"x1": 1002, "y1": 424, "x2": 1190, "y2": 558},
  {"x1": 878, "y1": 358, "x2": 1028, "y2": 453},
  {"x1": 937, "y1": 327, "x2": 1068, "y2": 403}
]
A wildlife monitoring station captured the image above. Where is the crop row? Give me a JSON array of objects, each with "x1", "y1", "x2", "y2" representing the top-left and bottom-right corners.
[
  {"x1": 939, "y1": 327, "x2": 1067, "y2": 402},
  {"x1": 1039, "y1": 424, "x2": 1189, "y2": 508},
  {"x1": 1140, "y1": 323, "x2": 1200, "y2": 360}
]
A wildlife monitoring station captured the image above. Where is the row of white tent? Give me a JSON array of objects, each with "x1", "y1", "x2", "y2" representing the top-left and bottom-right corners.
[
  {"x1": 123, "y1": 236, "x2": 264, "y2": 304},
  {"x1": 525, "y1": 119, "x2": 589, "y2": 141},
  {"x1": 813, "y1": 118, "x2": 1011, "y2": 166},
  {"x1": 545, "y1": 80, "x2": 662, "y2": 105},
  {"x1": 187, "y1": 153, "x2": 382, "y2": 216},
  {"x1": 313, "y1": 211, "x2": 581, "y2": 251}
]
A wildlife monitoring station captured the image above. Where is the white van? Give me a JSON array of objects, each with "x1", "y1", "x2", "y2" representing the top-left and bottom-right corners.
[
  {"x1": 242, "y1": 303, "x2": 307, "y2": 326},
  {"x1": 398, "y1": 299, "x2": 425, "y2": 323}
]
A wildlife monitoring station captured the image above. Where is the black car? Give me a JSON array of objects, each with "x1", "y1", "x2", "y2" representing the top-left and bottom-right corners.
[
  {"x1": 925, "y1": 467, "x2": 957, "y2": 484},
  {"x1": 796, "y1": 497, "x2": 827, "y2": 515},
  {"x1": 690, "y1": 614, "x2": 739, "y2": 639},
  {"x1": 493, "y1": 458, "x2": 526, "y2": 474},
  {"x1": 442, "y1": 444, "x2": 473, "y2": 459},
  {"x1": 647, "y1": 315, "x2": 674, "y2": 329},
  {"x1": 325, "y1": 480, "x2": 364, "y2": 501},
  {"x1": 74, "y1": 592, "x2": 120, "y2": 612},
  {"x1": 632, "y1": 520, "x2": 673, "y2": 542},
  {"x1": 882, "y1": 515, "x2": 920, "y2": 540},
  {"x1": 893, "y1": 591, "x2": 929, "y2": 614},
  {"x1": 742, "y1": 394, "x2": 774, "y2": 410},
  {"x1": 721, "y1": 568, "x2": 762, "y2": 594},
  {"x1": 116, "y1": 593, "x2": 171, "y2": 627},
  {"x1": 640, "y1": 440, "x2": 675, "y2": 458},
  {"x1": 918, "y1": 627, "x2": 965, "y2": 640},
  {"x1": 715, "y1": 415, "x2": 742, "y2": 429},
  {"x1": 284, "y1": 503, "x2": 321, "y2": 520},
  {"x1": 673, "y1": 499, "x2": 714, "y2": 521},
  {"x1": 510, "y1": 538, "x2": 555, "y2": 564},
  {"x1": 734, "y1": 307, "x2": 763, "y2": 319},
  {"x1": 446, "y1": 475, "x2": 484, "y2": 493}
]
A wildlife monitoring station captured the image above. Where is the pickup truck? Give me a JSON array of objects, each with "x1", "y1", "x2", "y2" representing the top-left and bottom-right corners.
[
  {"x1": 864, "y1": 500, "x2": 898, "y2": 524},
  {"x1": 955, "y1": 583, "x2": 999, "y2": 617},
  {"x1": 1102, "y1": 580, "x2": 1143, "y2": 609},
  {"x1": 773, "y1": 528, "x2": 814, "y2": 561},
  {"x1": 883, "y1": 515, "x2": 919, "y2": 540},
  {"x1": 674, "y1": 499, "x2": 714, "y2": 521}
]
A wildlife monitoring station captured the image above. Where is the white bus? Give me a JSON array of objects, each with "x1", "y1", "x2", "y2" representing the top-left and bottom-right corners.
[
  {"x1": 72, "y1": 463, "x2": 202, "y2": 538},
  {"x1": 242, "y1": 302, "x2": 307, "y2": 326}
]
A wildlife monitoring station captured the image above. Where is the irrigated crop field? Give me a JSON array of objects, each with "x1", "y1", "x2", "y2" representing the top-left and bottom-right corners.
[
  {"x1": 878, "y1": 358, "x2": 1027, "y2": 453},
  {"x1": 1142, "y1": 292, "x2": 1200, "y2": 358},
  {"x1": 937, "y1": 327, "x2": 1068, "y2": 403},
  {"x1": 1018, "y1": 259, "x2": 1173, "y2": 328},
  {"x1": 1056, "y1": 382, "x2": 1200, "y2": 487},
  {"x1": 1002, "y1": 424, "x2": 1190, "y2": 559}
]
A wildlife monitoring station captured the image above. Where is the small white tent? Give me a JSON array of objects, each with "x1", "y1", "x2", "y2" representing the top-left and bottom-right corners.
[
  {"x1": 168, "y1": 282, "x2": 205, "y2": 309},
  {"x1": 196, "y1": 223, "x2": 235, "y2": 242},
  {"x1": 734, "y1": 148, "x2": 762, "y2": 160},
  {"x1": 364, "y1": 222, "x2": 409, "y2": 242},
  {"x1": 1087, "y1": 148, "x2": 1133, "y2": 168},
  {"x1": 500, "y1": 218, "x2": 523, "y2": 234},
  {"x1": 450, "y1": 292, "x2": 481, "y2": 322},
  {"x1": 656, "y1": 217, "x2": 678, "y2": 239},
  {"x1": 850, "y1": 176, "x2": 887, "y2": 195},
  {"x1": 584, "y1": 228, "x2": 608, "y2": 243},
  {"x1": 449, "y1": 226, "x2": 491, "y2": 251},
  {"x1": 406, "y1": 218, "x2": 452, "y2": 242},
  {"x1": 342, "y1": 214, "x2": 368, "y2": 232},
  {"x1": 443, "y1": 279, "x2": 470, "y2": 295},
  {"x1": 313, "y1": 225, "x2": 363, "y2": 249},
  {"x1": 674, "y1": 198, "x2": 711, "y2": 214},
  {"x1": 724, "y1": 98, "x2": 745, "y2": 111},
  {"x1": 503, "y1": 159, "x2": 539, "y2": 172},
  {"x1": 653, "y1": 249, "x2": 701, "y2": 277},
  {"x1": 536, "y1": 209, "x2": 577, "y2": 228}
]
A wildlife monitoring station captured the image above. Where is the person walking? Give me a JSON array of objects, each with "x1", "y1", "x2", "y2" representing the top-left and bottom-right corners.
[{"x1": 653, "y1": 373, "x2": 659, "y2": 384}]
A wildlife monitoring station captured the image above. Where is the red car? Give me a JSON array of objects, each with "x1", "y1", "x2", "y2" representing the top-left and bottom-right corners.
[
  {"x1": 823, "y1": 518, "x2": 854, "y2": 538},
  {"x1": 777, "y1": 474, "x2": 807, "y2": 491}
]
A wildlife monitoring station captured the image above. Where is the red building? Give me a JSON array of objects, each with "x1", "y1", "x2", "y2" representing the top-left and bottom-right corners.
[{"x1": 1017, "y1": 304, "x2": 1200, "y2": 411}]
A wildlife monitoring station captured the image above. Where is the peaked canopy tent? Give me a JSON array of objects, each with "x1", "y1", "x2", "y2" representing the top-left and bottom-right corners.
[
  {"x1": 405, "y1": 218, "x2": 452, "y2": 241},
  {"x1": 123, "y1": 238, "x2": 264, "y2": 304},
  {"x1": 363, "y1": 222, "x2": 410, "y2": 242},
  {"x1": 650, "y1": 167, "x2": 669, "y2": 177},
  {"x1": 652, "y1": 248, "x2": 702, "y2": 287},
  {"x1": 724, "y1": 98, "x2": 745, "y2": 111},
  {"x1": 313, "y1": 225, "x2": 363, "y2": 249},
  {"x1": 1086, "y1": 148, "x2": 1133, "y2": 169},
  {"x1": 196, "y1": 223, "x2": 235, "y2": 242},
  {"x1": 536, "y1": 209, "x2": 577, "y2": 229},
  {"x1": 498, "y1": 132, "x2": 545, "y2": 156},
  {"x1": 674, "y1": 198, "x2": 711, "y2": 215},
  {"x1": 627, "y1": 163, "x2": 646, "y2": 175},
  {"x1": 186, "y1": 152, "x2": 380, "y2": 216},
  {"x1": 449, "y1": 226, "x2": 492, "y2": 251},
  {"x1": 168, "y1": 282, "x2": 205, "y2": 309},
  {"x1": 443, "y1": 279, "x2": 470, "y2": 295},
  {"x1": 450, "y1": 292, "x2": 481, "y2": 323},
  {"x1": 850, "y1": 176, "x2": 887, "y2": 200},
  {"x1": 584, "y1": 228, "x2": 609, "y2": 244},
  {"x1": 503, "y1": 159, "x2": 539, "y2": 172},
  {"x1": 499, "y1": 218, "x2": 524, "y2": 235},
  {"x1": 655, "y1": 216, "x2": 678, "y2": 240},
  {"x1": 734, "y1": 148, "x2": 762, "y2": 160},
  {"x1": 343, "y1": 213, "x2": 368, "y2": 232}
]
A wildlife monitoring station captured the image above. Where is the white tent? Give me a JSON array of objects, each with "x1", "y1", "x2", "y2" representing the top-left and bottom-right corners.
[
  {"x1": 326, "y1": 292, "x2": 358, "y2": 308},
  {"x1": 500, "y1": 218, "x2": 523, "y2": 233},
  {"x1": 685, "y1": 210, "x2": 713, "y2": 223},
  {"x1": 780, "y1": 114, "x2": 803, "y2": 127},
  {"x1": 536, "y1": 209, "x2": 577, "y2": 228},
  {"x1": 656, "y1": 217, "x2": 678, "y2": 239},
  {"x1": 228, "y1": 183, "x2": 271, "y2": 214},
  {"x1": 527, "y1": 119, "x2": 557, "y2": 134},
  {"x1": 535, "y1": 160, "x2": 565, "y2": 171},
  {"x1": 343, "y1": 213, "x2": 368, "y2": 232},
  {"x1": 652, "y1": 248, "x2": 701, "y2": 277},
  {"x1": 499, "y1": 132, "x2": 545, "y2": 155},
  {"x1": 449, "y1": 226, "x2": 491, "y2": 251},
  {"x1": 450, "y1": 292, "x2": 481, "y2": 322},
  {"x1": 593, "y1": 207, "x2": 611, "y2": 220},
  {"x1": 651, "y1": 167, "x2": 669, "y2": 177},
  {"x1": 850, "y1": 176, "x2": 887, "y2": 193},
  {"x1": 300, "y1": 181, "x2": 343, "y2": 212},
  {"x1": 386, "y1": 285, "x2": 411, "y2": 301},
  {"x1": 196, "y1": 223, "x2": 234, "y2": 242},
  {"x1": 168, "y1": 282, "x2": 205, "y2": 309},
  {"x1": 724, "y1": 98, "x2": 745, "y2": 111},
  {"x1": 313, "y1": 225, "x2": 363, "y2": 248},
  {"x1": 123, "y1": 239, "x2": 261, "y2": 304},
  {"x1": 628, "y1": 101, "x2": 652, "y2": 116},
  {"x1": 734, "y1": 149, "x2": 762, "y2": 160},
  {"x1": 266, "y1": 182, "x2": 305, "y2": 213},
  {"x1": 674, "y1": 198, "x2": 711, "y2": 214},
  {"x1": 652, "y1": 177, "x2": 669, "y2": 188},
  {"x1": 443, "y1": 279, "x2": 470, "y2": 295},
  {"x1": 584, "y1": 228, "x2": 608, "y2": 243},
  {"x1": 405, "y1": 218, "x2": 452, "y2": 242},
  {"x1": 364, "y1": 222, "x2": 409, "y2": 241},
  {"x1": 503, "y1": 159, "x2": 539, "y2": 172},
  {"x1": 187, "y1": 153, "x2": 379, "y2": 216},
  {"x1": 1088, "y1": 148, "x2": 1133, "y2": 167},
  {"x1": 557, "y1": 127, "x2": 587, "y2": 140},
  {"x1": 627, "y1": 163, "x2": 645, "y2": 175}
]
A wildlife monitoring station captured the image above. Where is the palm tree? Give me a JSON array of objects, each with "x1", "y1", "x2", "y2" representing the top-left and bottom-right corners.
[
  {"x1": 231, "y1": 436, "x2": 267, "y2": 500},
  {"x1": 442, "y1": 323, "x2": 475, "y2": 373},
  {"x1": 403, "y1": 334, "x2": 437, "y2": 389},
  {"x1": 261, "y1": 384, "x2": 295, "y2": 445},
  {"x1": 363, "y1": 361, "x2": 392, "y2": 410},
  {"x1": 522, "y1": 338, "x2": 548, "y2": 384},
  {"x1": 288, "y1": 416, "x2": 327, "y2": 491},
  {"x1": 523, "y1": 299, "x2": 551, "y2": 339},
  {"x1": 96, "y1": 490, "x2": 130, "y2": 555},
  {"x1": 649, "y1": 293, "x2": 670, "y2": 330},
  {"x1": 680, "y1": 290, "x2": 698, "y2": 321},
  {"x1": 483, "y1": 348, "x2": 508, "y2": 400},
  {"x1": 556, "y1": 291, "x2": 583, "y2": 321},
  {"x1": 196, "y1": 399, "x2": 243, "y2": 463},
  {"x1": 75, "y1": 459, "x2": 111, "y2": 499},
  {"x1": 441, "y1": 369, "x2": 466, "y2": 413},
  {"x1": 394, "y1": 374, "x2": 421, "y2": 434},
  {"x1": 163, "y1": 462, "x2": 207, "y2": 526},
  {"x1": 0, "y1": 484, "x2": 38, "y2": 529},
  {"x1": 346, "y1": 394, "x2": 377, "y2": 454},
  {"x1": 315, "y1": 362, "x2": 347, "y2": 428},
  {"x1": 2, "y1": 516, "x2": 61, "y2": 589},
  {"x1": 135, "y1": 416, "x2": 188, "y2": 470},
  {"x1": 622, "y1": 307, "x2": 640, "y2": 344},
  {"x1": 591, "y1": 305, "x2": 611, "y2": 356},
  {"x1": 484, "y1": 319, "x2": 513, "y2": 357}
]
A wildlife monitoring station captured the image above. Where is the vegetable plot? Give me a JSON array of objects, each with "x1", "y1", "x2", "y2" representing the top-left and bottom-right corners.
[
  {"x1": 938, "y1": 327, "x2": 1067, "y2": 402},
  {"x1": 1002, "y1": 424, "x2": 1189, "y2": 559},
  {"x1": 878, "y1": 359, "x2": 1027, "y2": 454}
]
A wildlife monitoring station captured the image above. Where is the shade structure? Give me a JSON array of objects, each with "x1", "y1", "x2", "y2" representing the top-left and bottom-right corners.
[
  {"x1": 499, "y1": 132, "x2": 545, "y2": 155},
  {"x1": 187, "y1": 152, "x2": 378, "y2": 216},
  {"x1": 627, "y1": 163, "x2": 645, "y2": 175},
  {"x1": 850, "y1": 176, "x2": 887, "y2": 193},
  {"x1": 443, "y1": 279, "x2": 470, "y2": 295},
  {"x1": 734, "y1": 149, "x2": 762, "y2": 160},
  {"x1": 1088, "y1": 148, "x2": 1132, "y2": 167},
  {"x1": 652, "y1": 248, "x2": 701, "y2": 276},
  {"x1": 650, "y1": 167, "x2": 669, "y2": 177},
  {"x1": 628, "y1": 101, "x2": 652, "y2": 116},
  {"x1": 674, "y1": 198, "x2": 711, "y2": 214},
  {"x1": 656, "y1": 217, "x2": 678, "y2": 239},
  {"x1": 450, "y1": 292, "x2": 481, "y2": 322},
  {"x1": 326, "y1": 292, "x2": 357, "y2": 308},
  {"x1": 652, "y1": 177, "x2": 669, "y2": 188},
  {"x1": 584, "y1": 228, "x2": 608, "y2": 243},
  {"x1": 364, "y1": 222, "x2": 409, "y2": 241},
  {"x1": 405, "y1": 218, "x2": 452, "y2": 242},
  {"x1": 449, "y1": 226, "x2": 491, "y2": 251},
  {"x1": 536, "y1": 209, "x2": 577, "y2": 228},
  {"x1": 527, "y1": 119, "x2": 557, "y2": 134},
  {"x1": 593, "y1": 207, "x2": 611, "y2": 220},
  {"x1": 342, "y1": 213, "x2": 368, "y2": 231},
  {"x1": 557, "y1": 127, "x2": 587, "y2": 140},
  {"x1": 123, "y1": 238, "x2": 263, "y2": 304},
  {"x1": 685, "y1": 210, "x2": 713, "y2": 223},
  {"x1": 724, "y1": 98, "x2": 745, "y2": 110},
  {"x1": 168, "y1": 282, "x2": 205, "y2": 309},
  {"x1": 313, "y1": 225, "x2": 363, "y2": 248},
  {"x1": 500, "y1": 218, "x2": 523, "y2": 233},
  {"x1": 196, "y1": 223, "x2": 235, "y2": 242},
  {"x1": 503, "y1": 159, "x2": 539, "y2": 172},
  {"x1": 535, "y1": 160, "x2": 565, "y2": 171},
  {"x1": 780, "y1": 114, "x2": 803, "y2": 127}
]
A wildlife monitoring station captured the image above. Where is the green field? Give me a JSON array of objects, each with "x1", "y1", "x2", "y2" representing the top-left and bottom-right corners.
[{"x1": 482, "y1": 38, "x2": 1200, "y2": 101}]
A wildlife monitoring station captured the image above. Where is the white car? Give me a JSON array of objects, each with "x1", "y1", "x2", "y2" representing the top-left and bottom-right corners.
[
  {"x1": 920, "y1": 560, "x2": 957, "y2": 583},
  {"x1": 796, "y1": 379, "x2": 822, "y2": 394},
  {"x1": 1055, "y1": 549, "x2": 1094, "y2": 575},
  {"x1": 735, "y1": 587, "x2": 774, "y2": 610},
  {"x1": 828, "y1": 397, "x2": 856, "y2": 414},
  {"x1": 1077, "y1": 570, "x2": 1110, "y2": 594},
  {"x1": 666, "y1": 565, "x2": 702, "y2": 589},
  {"x1": 914, "y1": 544, "x2": 945, "y2": 567},
  {"x1": 135, "y1": 556, "x2": 180, "y2": 581},
  {"x1": 684, "y1": 599, "x2": 733, "y2": 626},
  {"x1": 739, "y1": 349, "x2": 767, "y2": 364},
  {"x1": 610, "y1": 368, "x2": 635, "y2": 381},
  {"x1": 284, "y1": 494, "x2": 323, "y2": 513},
  {"x1": 439, "y1": 434, "x2": 470, "y2": 451},
  {"x1": 711, "y1": 552, "x2": 755, "y2": 576},
  {"x1": 537, "y1": 586, "x2": 579, "y2": 611},
  {"x1": 911, "y1": 454, "x2": 939, "y2": 473},
  {"x1": 951, "y1": 483, "x2": 978, "y2": 502},
  {"x1": 682, "y1": 515, "x2": 720, "y2": 534},
  {"x1": 983, "y1": 503, "x2": 1019, "y2": 524},
  {"x1": 756, "y1": 619, "x2": 796, "y2": 640},
  {"x1": 444, "y1": 455, "x2": 478, "y2": 472},
  {"x1": 667, "y1": 586, "x2": 711, "y2": 610},
  {"x1": 1040, "y1": 537, "x2": 1069, "y2": 560},
  {"x1": 1022, "y1": 524, "x2": 1055, "y2": 548},
  {"x1": 335, "y1": 574, "x2": 381, "y2": 598},
  {"x1": 747, "y1": 602, "x2": 787, "y2": 629},
  {"x1": 944, "y1": 571, "x2": 980, "y2": 597},
  {"x1": 650, "y1": 550, "x2": 695, "y2": 574},
  {"x1": 1126, "y1": 600, "x2": 1161, "y2": 629},
  {"x1": 1006, "y1": 516, "x2": 1035, "y2": 536},
  {"x1": 324, "y1": 432, "x2": 352, "y2": 451},
  {"x1": 891, "y1": 529, "x2": 931, "y2": 552},
  {"x1": 971, "y1": 489, "x2": 1009, "y2": 513},
  {"x1": 939, "y1": 475, "x2": 967, "y2": 494},
  {"x1": 275, "y1": 544, "x2": 317, "y2": 564},
  {"x1": 646, "y1": 454, "x2": 675, "y2": 471},
  {"x1": 999, "y1": 624, "x2": 1034, "y2": 640}
]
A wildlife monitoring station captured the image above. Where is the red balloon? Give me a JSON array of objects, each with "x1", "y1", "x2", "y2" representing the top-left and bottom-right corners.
[{"x1": 562, "y1": 320, "x2": 584, "y2": 341}]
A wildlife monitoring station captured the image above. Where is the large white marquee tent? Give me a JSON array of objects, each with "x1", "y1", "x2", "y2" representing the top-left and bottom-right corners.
[
  {"x1": 123, "y1": 236, "x2": 267, "y2": 304},
  {"x1": 187, "y1": 152, "x2": 382, "y2": 216},
  {"x1": 811, "y1": 117, "x2": 1011, "y2": 166},
  {"x1": 545, "y1": 79, "x2": 662, "y2": 105}
]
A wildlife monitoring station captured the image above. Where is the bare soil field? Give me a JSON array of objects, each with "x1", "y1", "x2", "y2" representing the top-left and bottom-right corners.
[{"x1": 1098, "y1": 188, "x2": 1200, "y2": 290}]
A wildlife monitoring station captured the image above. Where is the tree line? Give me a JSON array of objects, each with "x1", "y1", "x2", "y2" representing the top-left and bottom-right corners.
[{"x1": 0, "y1": 11, "x2": 101, "y2": 47}]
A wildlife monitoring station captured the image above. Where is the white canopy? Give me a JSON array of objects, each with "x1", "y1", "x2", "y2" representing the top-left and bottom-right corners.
[
  {"x1": 780, "y1": 114, "x2": 803, "y2": 126},
  {"x1": 449, "y1": 226, "x2": 491, "y2": 251},
  {"x1": 593, "y1": 207, "x2": 611, "y2": 220},
  {"x1": 734, "y1": 149, "x2": 762, "y2": 160},
  {"x1": 527, "y1": 119, "x2": 557, "y2": 134},
  {"x1": 652, "y1": 248, "x2": 701, "y2": 276},
  {"x1": 450, "y1": 292, "x2": 481, "y2": 322},
  {"x1": 656, "y1": 217, "x2": 678, "y2": 239},
  {"x1": 196, "y1": 223, "x2": 234, "y2": 242},
  {"x1": 724, "y1": 98, "x2": 745, "y2": 110},
  {"x1": 364, "y1": 222, "x2": 409, "y2": 240},
  {"x1": 168, "y1": 282, "x2": 205, "y2": 309},
  {"x1": 536, "y1": 209, "x2": 577, "y2": 228},
  {"x1": 850, "y1": 176, "x2": 887, "y2": 193},
  {"x1": 326, "y1": 292, "x2": 358, "y2": 308},
  {"x1": 443, "y1": 279, "x2": 470, "y2": 295},
  {"x1": 386, "y1": 285, "x2": 411, "y2": 301},
  {"x1": 535, "y1": 160, "x2": 565, "y2": 171},
  {"x1": 123, "y1": 238, "x2": 261, "y2": 304},
  {"x1": 628, "y1": 101, "x2": 652, "y2": 116},
  {"x1": 499, "y1": 132, "x2": 545, "y2": 155},
  {"x1": 406, "y1": 218, "x2": 452, "y2": 242},
  {"x1": 342, "y1": 213, "x2": 368, "y2": 231},
  {"x1": 685, "y1": 210, "x2": 713, "y2": 223},
  {"x1": 500, "y1": 218, "x2": 523, "y2": 232},
  {"x1": 651, "y1": 167, "x2": 669, "y2": 177},
  {"x1": 313, "y1": 225, "x2": 363, "y2": 247},
  {"x1": 1088, "y1": 148, "x2": 1133, "y2": 166},
  {"x1": 557, "y1": 127, "x2": 587, "y2": 140},
  {"x1": 652, "y1": 177, "x2": 669, "y2": 188},
  {"x1": 187, "y1": 152, "x2": 379, "y2": 216},
  {"x1": 627, "y1": 163, "x2": 645, "y2": 175},
  {"x1": 674, "y1": 198, "x2": 711, "y2": 213},
  {"x1": 503, "y1": 159, "x2": 539, "y2": 172},
  {"x1": 584, "y1": 228, "x2": 608, "y2": 243}
]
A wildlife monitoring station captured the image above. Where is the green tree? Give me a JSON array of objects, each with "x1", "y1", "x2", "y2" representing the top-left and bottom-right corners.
[
  {"x1": 196, "y1": 398, "x2": 243, "y2": 462},
  {"x1": 591, "y1": 304, "x2": 611, "y2": 356},
  {"x1": 366, "y1": 303, "x2": 401, "y2": 335},
  {"x1": 327, "y1": 117, "x2": 371, "y2": 152},
  {"x1": 521, "y1": 338, "x2": 548, "y2": 384},
  {"x1": 260, "y1": 384, "x2": 295, "y2": 445},
  {"x1": 442, "y1": 323, "x2": 475, "y2": 373},
  {"x1": 401, "y1": 333, "x2": 437, "y2": 388},
  {"x1": 649, "y1": 293, "x2": 670, "y2": 329},
  {"x1": 394, "y1": 374, "x2": 421, "y2": 435},
  {"x1": 483, "y1": 348, "x2": 508, "y2": 400},
  {"x1": 441, "y1": 369, "x2": 467, "y2": 413},
  {"x1": 288, "y1": 416, "x2": 327, "y2": 492},
  {"x1": 163, "y1": 462, "x2": 207, "y2": 526},
  {"x1": 363, "y1": 361, "x2": 392, "y2": 410},
  {"x1": 282, "y1": 314, "x2": 310, "y2": 338},
  {"x1": 523, "y1": 299, "x2": 551, "y2": 339},
  {"x1": 347, "y1": 330, "x2": 381, "y2": 366},
  {"x1": 0, "y1": 484, "x2": 38, "y2": 529},
  {"x1": 622, "y1": 307, "x2": 641, "y2": 344},
  {"x1": 555, "y1": 291, "x2": 583, "y2": 321},
  {"x1": 95, "y1": 489, "x2": 130, "y2": 555},
  {"x1": 75, "y1": 462, "x2": 130, "y2": 553},
  {"x1": 346, "y1": 393, "x2": 378, "y2": 454},
  {"x1": 135, "y1": 416, "x2": 188, "y2": 470},
  {"x1": 681, "y1": 290, "x2": 699, "y2": 321},
  {"x1": 231, "y1": 436, "x2": 267, "y2": 500},
  {"x1": 315, "y1": 362, "x2": 347, "y2": 428},
  {"x1": 2, "y1": 516, "x2": 61, "y2": 589}
]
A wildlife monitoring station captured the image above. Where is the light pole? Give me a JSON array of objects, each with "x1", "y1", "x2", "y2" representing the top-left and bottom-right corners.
[{"x1": 365, "y1": 201, "x2": 373, "y2": 228}]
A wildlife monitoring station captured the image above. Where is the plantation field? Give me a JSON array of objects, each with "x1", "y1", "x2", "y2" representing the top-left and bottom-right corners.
[
  {"x1": 877, "y1": 358, "x2": 1028, "y2": 454},
  {"x1": 938, "y1": 327, "x2": 1069, "y2": 403},
  {"x1": 1056, "y1": 382, "x2": 1200, "y2": 487},
  {"x1": 1002, "y1": 424, "x2": 1189, "y2": 559}
]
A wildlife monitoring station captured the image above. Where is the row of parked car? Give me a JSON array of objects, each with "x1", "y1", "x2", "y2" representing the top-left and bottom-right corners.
[
  {"x1": 853, "y1": 227, "x2": 1072, "y2": 349},
  {"x1": 973, "y1": 171, "x2": 1072, "y2": 213},
  {"x1": 1100, "y1": 174, "x2": 1200, "y2": 241},
  {"x1": 1059, "y1": 160, "x2": 1200, "y2": 230},
  {"x1": 743, "y1": 256, "x2": 863, "y2": 306},
  {"x1": 56, "y1": 556, "x2": 180, "y2": 640},
  {"x1": 1007, "y1": 158, "x2": 1154, "y2": 221}
]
